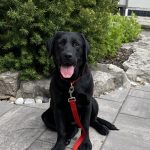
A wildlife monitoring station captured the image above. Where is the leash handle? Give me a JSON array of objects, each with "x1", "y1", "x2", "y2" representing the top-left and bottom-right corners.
[{"x1": 68, "y1": 97, "x2": 87, "y2": 150}]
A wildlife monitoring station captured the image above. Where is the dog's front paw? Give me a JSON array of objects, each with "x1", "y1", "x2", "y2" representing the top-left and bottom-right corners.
[{"x1": 78, "y1": 138, "x2": 92, "y2": 150}]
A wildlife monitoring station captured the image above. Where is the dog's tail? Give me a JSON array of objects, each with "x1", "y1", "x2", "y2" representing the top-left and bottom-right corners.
[{"x1": 90, "y1": 117, "x2": 118, "y2": 135}]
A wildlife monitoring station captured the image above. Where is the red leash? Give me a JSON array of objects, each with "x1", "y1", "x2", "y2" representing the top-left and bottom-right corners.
[{"x1": 68, "y1": 83, "x2": 87, "y2": 150}]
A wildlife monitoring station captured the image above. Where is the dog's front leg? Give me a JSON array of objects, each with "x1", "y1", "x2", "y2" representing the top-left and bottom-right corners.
[
  {"x1": 52, "y1": 106, "x2": 66, "y2": 150},
  {"x1": 79, "y1": 103, "x2": 92, "y2": 150}
]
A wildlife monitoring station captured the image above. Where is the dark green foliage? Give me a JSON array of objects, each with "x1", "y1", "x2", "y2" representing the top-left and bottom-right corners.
[{"x1": 0, "y1": 0, "x2": 140, "y2": 80}]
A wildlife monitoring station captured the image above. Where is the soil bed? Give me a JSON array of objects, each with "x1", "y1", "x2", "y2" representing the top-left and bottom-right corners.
[{"x1": 99, "y1": 47, "x2": 133, "y2": 70}]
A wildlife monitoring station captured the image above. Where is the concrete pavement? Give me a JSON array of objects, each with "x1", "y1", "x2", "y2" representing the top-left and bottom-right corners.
[
  {"x1": 0, "y1": 85, "x2": 150, "y2": 150},
  {"x1": 138, "y1": 16, "x2": 150, "y2": 29}
]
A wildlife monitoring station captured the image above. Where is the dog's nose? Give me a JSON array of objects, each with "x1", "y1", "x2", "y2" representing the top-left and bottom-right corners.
[{"x1": 64, "y1": 52, "x2": 73, "y2": 59}]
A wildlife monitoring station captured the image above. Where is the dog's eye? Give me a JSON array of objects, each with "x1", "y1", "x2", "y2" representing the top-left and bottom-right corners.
[
  {"x1": 72, "y1": 41, "x2": 79, "y2": 47},
  {"x1": 58, "y1": 39, "x2": 66, "y2": 46}
]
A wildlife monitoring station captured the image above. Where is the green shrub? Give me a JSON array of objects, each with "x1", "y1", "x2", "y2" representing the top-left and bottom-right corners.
[
  {"x1": 121, "y1": 14, "x2": 141, "y2": 43},
  {"x1": 0, "y1": 1, "x2": 141, "y2": 80},
  {"x1": 0, "y1": 0, "x2": 118, "y2": 80},
  {"x1": 103, "y1": 13, "x2": 141, "y2": 57}
]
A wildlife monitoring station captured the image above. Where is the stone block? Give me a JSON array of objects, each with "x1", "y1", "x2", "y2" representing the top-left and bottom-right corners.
[
  {"x1": 0, "y1": 72, "x2": 19, "y2": 99},
  {"x1": 123, "y1": 46, "x2": 150, "y2": 83},
  {"x1": 92, "y1": 71, "x2": 116, "y2": 97},
  {"x1": 15, "y1": 98, "x2": 24, "y2": 105},
  {"x1": 92, "y1": 64, "x2": 131, "y2": 97},
  {"x1": 24, "y1": 98, "x2": 35, "y2": 104},
  {"x1": 20, "y1": 79, "x2": 50, "y2": 98}
]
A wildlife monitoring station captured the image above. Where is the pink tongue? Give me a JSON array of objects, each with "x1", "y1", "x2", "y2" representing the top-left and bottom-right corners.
[{"x1": 60, "y1": 66, "x2": 75, "y2": 78}]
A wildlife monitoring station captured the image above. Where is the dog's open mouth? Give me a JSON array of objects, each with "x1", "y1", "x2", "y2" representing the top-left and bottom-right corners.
[{"x1": 60, "y1": 65, "x2": 75, "y2": 78}]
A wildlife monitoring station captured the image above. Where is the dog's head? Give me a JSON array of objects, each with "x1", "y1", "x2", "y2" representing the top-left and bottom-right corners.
[{"x1": 46, "y1": 31, "x2": 90, "y2": 79}]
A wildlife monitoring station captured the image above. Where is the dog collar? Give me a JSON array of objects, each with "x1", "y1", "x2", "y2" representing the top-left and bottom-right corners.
[{"x1": 60, "y1": 74, "x2": 81, "y2": 86}]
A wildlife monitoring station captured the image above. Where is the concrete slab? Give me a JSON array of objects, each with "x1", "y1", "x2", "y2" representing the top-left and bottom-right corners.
[
  {"x1": 0, "y1": 101, "x2": 15, "y2": 117},
  {"x1": 0, "y1": 106, "x2": 46, "y2": 150},
  {"x1": 100, "y1": 88, "x2": 130, "y2": 103},
  {"x1": 96, "y1": 98, "x2": 122, "y2": 122},
  {"x1": 129, "y1": 89, "x2": 150, "y2": 100},
  {"x1": 101, "y1": 114, "x2": 150, "y2": 150},
  {"x1": 134, "y1": 85, "x2": 150, "y2": 92},
  {"x1": 28, "y1": 140, "x2": 54, "y2": 150},
  {"x1": 0, "y1": 85, "x2": 150, "y2": 150},
  {"x1": 20, "y1": 102, "x2": 50, "y2": 110},
  {"x1": 28, "y1": 139, "x2": 72, "y2": 150},
  {"x1": 38, "y1": 129, "x2": 57, "y2": 144},
  {"x1": 89, "y1": 128, "x2": 106, "y2": 150},
  {"x1": 121, "y1": 96, "x2": 150, "y2": 118}
]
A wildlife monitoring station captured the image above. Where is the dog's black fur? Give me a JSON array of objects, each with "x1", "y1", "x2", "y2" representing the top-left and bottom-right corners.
[{"x1": 42, "y1": 32, "x2": 118, "y2": 150}]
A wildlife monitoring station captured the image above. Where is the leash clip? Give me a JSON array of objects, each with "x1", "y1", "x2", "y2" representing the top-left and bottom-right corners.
[
  {"x1": 68, "y1": 83, "x2": 74, "y2": 98},
  {"x1": 68, "y1": 83, "x2": 76, "y2": 102}
]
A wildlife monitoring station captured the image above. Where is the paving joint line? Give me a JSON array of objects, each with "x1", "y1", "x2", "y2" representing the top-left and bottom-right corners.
[
  {"x1": 26, "y1": 128, "x2": 47, "y2": 150},
  {"x1": 14, "y1": 103, "x2": 48, "y2": 110},
  {"x1": 120, "y1": 112, "x2": 150, "y2": 120},
  {"x1": 97, "y1": 98, "x2": 122, "y2": 103},
  {"x1": 130, "y1": 87, "x2": 150, "y2": 93},
  {"x1": 128, "y1": 95, "x2": 150, "y2": 101}
]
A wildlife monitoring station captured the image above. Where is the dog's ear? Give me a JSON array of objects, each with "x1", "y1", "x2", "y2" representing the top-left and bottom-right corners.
[
  {"x1": 80, "y1": 33, "x2": 90, "y2": 62},
  {"x1": 46, "y1": 38, "x2": 54, "y2": 57},
  {"x1": 46, "y1": 31, "x2": 64, "y2": 57}
]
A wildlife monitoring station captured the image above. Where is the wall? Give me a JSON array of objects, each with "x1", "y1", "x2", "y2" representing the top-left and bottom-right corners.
[{"x1": 128, "y1": 0, "x2": 150, "y2": 9}]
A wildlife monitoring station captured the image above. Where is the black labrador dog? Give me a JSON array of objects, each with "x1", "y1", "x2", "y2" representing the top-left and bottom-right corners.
[{"x1": 42, "y1": 32, "x2": 117, "y2": 150}]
